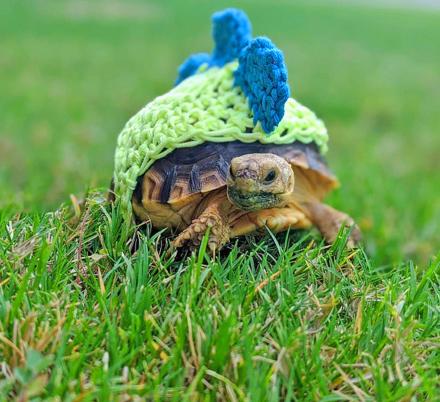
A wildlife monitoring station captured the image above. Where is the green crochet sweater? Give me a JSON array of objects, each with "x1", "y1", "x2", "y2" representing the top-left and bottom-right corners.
[{"x1": 113, "y1": 62, "x2": 329, "y2": 216}]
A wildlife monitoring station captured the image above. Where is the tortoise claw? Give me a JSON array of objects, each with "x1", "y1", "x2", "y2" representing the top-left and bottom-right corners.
[{"x1": 170, "y1": 211, "x2": 230, "y2": 254}]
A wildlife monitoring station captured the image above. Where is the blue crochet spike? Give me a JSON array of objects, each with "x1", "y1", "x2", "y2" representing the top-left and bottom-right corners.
[
  {"x1": 234, "y1": 37, "x2": 290, "y2": 133},
  {"x1": 211, "y1": 8, "x2": 252, "y2": 67},
  {"x1": 175, "y1": 53, "x2": 211, "y2": 85},
  {"x1": 174, "y1": 9, "x2": 251, "y2": 84}
]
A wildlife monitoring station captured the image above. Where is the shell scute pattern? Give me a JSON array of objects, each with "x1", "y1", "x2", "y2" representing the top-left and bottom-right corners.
[
  {"x1": 140, "y1": 141, "x2": 336, "y2": 205},
  {"x1": 114, "y1": 63, "x2": 328, "y2": 214}
]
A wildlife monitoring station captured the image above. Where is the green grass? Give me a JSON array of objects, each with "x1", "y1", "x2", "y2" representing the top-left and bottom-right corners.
[{"x1": 1, "y1": 0, "x2": 439, "y2": 400}]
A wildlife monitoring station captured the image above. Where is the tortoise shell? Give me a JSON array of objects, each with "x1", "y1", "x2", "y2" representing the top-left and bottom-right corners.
[{"x1": 133, "y1": 141, "x2": 338, "y2": 206}]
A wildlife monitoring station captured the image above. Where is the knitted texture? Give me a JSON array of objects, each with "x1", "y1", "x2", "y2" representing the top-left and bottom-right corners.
[
  {"x1": 235, "y1": 37, "x2": 290, "y2": 133},
  {"x1": 175, "y1": 8, "x2": 251, "y2": 84},
  {"x1": 211, "y1": 8, "x2": 252, "y2": 66},
  {"x1": 175, "y1": 9, "x2": 289, "y2": 133},
  {"x1": 114, "y1": 62, "x2": 329, "y2": 216},
  {"x1": 175, "y1": 53, "x2": 211, "y2": 85}
]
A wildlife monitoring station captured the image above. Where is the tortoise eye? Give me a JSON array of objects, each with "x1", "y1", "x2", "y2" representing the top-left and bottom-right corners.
[{"x1": 263, "y1": 170, "x2": 276, "y2": 183}]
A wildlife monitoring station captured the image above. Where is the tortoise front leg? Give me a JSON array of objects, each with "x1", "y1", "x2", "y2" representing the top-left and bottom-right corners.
[
  {"x1": 172, "y1": 191, "x2": 231, "y2": 253},
  {"x1": 230, "y1": 207, "x2": 311, "y2": 238},
  {"x1": 304, "y1": 202, "x2": 361, "y2": 248}
]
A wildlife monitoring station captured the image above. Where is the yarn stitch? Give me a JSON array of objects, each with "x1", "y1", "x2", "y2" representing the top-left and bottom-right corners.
[
  {"x1": 175, "y1": 8, "x2": 251, "y2": 84},
  {"x1": 114, "y1": 62, "x2": 329, "y2": 217},
  {"x1": 175, "y1": 10, "x2": 289, "y2": 133},
  {"x1": 175, "y1": 53, "x2": 211, "y2": 85},
  {"x1": 235, "y1": 37, "x2": 290, "y2": 133},
  {"x1": 211, "y1": 8, "x2": 252, "y2": 66}
]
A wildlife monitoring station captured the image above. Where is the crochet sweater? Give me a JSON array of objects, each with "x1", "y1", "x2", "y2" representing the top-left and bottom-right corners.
[{"x1": 113, "y1": 9, "x2": 329, "y2": 217}]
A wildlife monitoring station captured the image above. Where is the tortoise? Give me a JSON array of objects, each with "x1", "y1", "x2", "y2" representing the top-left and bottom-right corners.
[
  {"x1": 111, "y1": 9, "x2": 360, "y2": 252},
  {"x1": 131, "y1": 141, "x2": 360, "y2": 252}
]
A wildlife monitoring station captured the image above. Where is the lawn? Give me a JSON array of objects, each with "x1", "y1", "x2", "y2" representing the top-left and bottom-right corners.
[{"x1": 1, "y1": 0, "x2": 439, "y2": 400}]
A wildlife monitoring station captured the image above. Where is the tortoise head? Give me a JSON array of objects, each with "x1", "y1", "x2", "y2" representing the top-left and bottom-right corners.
[{"x1": 227, "y1": 153, "x2": 294, "y2": 211}]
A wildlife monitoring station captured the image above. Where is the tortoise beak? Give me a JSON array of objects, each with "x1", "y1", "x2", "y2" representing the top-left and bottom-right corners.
[{"x1": 226, "y1": 186, "x2": 279, "y2": 211}]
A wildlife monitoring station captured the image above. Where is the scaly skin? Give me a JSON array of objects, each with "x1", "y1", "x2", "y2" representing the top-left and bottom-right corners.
[
  {"x1": 171, "y1": 191, "x2": 233, "y2": 253},
  {"x1": 170, "y1": 153, "x2": 360, "y2": 252}
]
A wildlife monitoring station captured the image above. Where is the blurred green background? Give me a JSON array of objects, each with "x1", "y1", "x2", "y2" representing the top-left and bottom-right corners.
[{"x1": 1, "y1": 0, "x2": 439, "y2": 264}]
